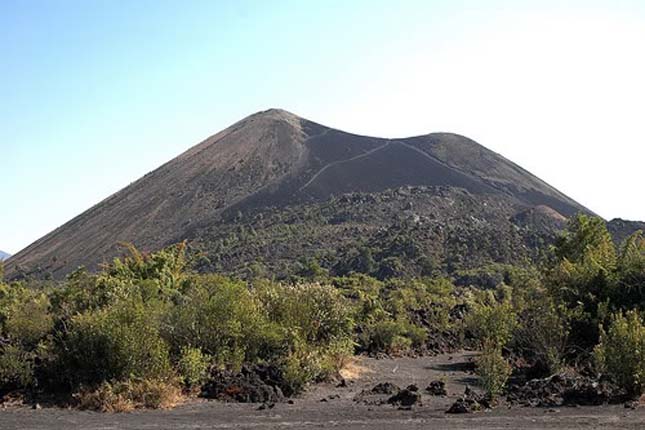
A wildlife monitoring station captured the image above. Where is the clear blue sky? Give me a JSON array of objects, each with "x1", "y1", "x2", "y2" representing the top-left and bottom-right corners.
[{"x1": 2, "y1": 0, "x2": 644, "y2": 254}]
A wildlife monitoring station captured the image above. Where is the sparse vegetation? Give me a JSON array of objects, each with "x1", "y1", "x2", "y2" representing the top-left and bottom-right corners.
[
  {"x1": 463, "y1": 215, "x2": 644, "y2": 396},
  {"x1": 0, "y1": 244, "x2": 358, "y2": 407},
  {"x1": 0, "y1": 214, "x2": 643, "y2": 410},
  {"x1": 594, "y1": 310, "x2": 645, "y2": 396},
  {"x1": 75, "y1": 378, "x2": 183, "y2": 412},
  {"x1": 476, "y1": 341, "x2": 512, "y2": 398}
]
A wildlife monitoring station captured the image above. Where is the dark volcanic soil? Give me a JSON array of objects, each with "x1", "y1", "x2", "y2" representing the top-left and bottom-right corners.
[{"x1": 2, "y1": 352, "x2": 643, "y2": 430}]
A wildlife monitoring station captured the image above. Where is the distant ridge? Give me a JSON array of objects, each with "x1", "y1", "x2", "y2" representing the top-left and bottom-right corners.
[
  {"x1": 7, "y1": 109, "x2": 595, "y2": 279},
  {"x1": 607, "y1": 218, "x2": 645, "y2": 244},
  {"x1": 0, "y1": 250, "x2": 10, "y2": 261}
]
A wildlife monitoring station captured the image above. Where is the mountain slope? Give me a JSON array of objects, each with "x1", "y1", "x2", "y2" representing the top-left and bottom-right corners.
[
  {"x1": 0, "y1": 250, "x2": 10, "y2": 261},
  {"x1": 6, "y1": 109, "x2": 592, "y2": 279},
  {"x1": 607, "y1": 218, "x2": 645, "y2": 245}
]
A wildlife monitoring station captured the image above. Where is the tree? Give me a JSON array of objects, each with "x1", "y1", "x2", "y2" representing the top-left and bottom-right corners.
[
  {"x1": 613, "y1": 231, "x2": 645, "y2": 311},
  {"x1": 549, "y1": 215, "x2": 619, "y2": 348}
]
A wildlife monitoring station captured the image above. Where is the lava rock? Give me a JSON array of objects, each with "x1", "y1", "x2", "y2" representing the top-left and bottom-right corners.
[
  {"x1": 506, "y1": 373, "x2": 627, "y2": 407},
  {"x1": 624, "y1": 400, "x2": 639, "y2": 409},
  {"x1": 371, "y1": 382, "x2": 400, "y2": 395},
  {"x1": 201, "y1": 365, "x2": 286, "y2": 403},
  {"x1": 405, "y1": 384, "x2": 419, "y2": 392},
  {"x1": 446, "y1": 398, "x2": 472, "y2": 414},
  {"x1": 426, "y1": 380, "x2": 447, "y2": 396},
  {"x1": 445, "y1": 386, "x2": 489, "y2": 414},
  {"x1": 388, "y1": 388, "x2": 422, "y2": 407},
  {"x1": 257, "y1": 402, "x2": 275, "y2": 410}
]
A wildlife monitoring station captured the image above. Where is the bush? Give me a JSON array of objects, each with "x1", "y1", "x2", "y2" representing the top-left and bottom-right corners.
[
  {"x1": 279, "y1": 337, "x2": 354, "y2": 395},
  {"x1": 167, "y1": 275, "x2": 263, "y2": 370},
  {"x1": 3, "y1": 292, "x2": 53, "y2": 349},
  {"x1": 594, "y1": 310, "x2": 645, "y2": 396},
  {"x1": 255, "y1": 282, "x2": 355, "y2": 393},
  {"x1": 317, "y1": 337, "x2": 354, "y2": 379},
  {"x1": 76, "y1": 381, "x2": 135, "y2": 413},
  {"x1": 2, "y1": 247, "x2": 362, "y2": 405},
  {"x1": 0, "y1": 344, "x2": 34, "y2": 390},
  {"x1": 466, "y1": 293, "x2": 517, "y2": 349},
  {"x1": 1, "y1": 285, "x2": 53, "y2": 346},
  {"x1": 256, "y1": 282, "x2": 354, "y2": 346},
  {"x1": 383, "y1": 278, "x2": 454, "y2": 322},
  {"x1": 338, "y1": 276, "x2": 457, "y2": 355},
  {"x1": 0, "y1": 284, "x2": 52, "y2": 391},
  {"x1": 358, "y1": 319, "x2": 425, "y2": 354},
  {"x1": 359, "y1": 320, "x2": 402, "y2": 353},
  {"x1": 59, "y1": 298, "x2": 171, "y2": 387},
  {"x1": 513, "y1": 292, "x2": 569, "y2": 376},
  {"x1": 177, "y1": 347, "x2": 210, "y2": 389},
  {"x1": 613, "y1": 231, "x2": 645, "y2": 311},
  {"x1": 476, "y1": 341, "x2": 511, "y2": 398},
  {"x1": 549, "y1": 215, "x2": 620, "y2": 348},
  {"x1": 76, "y1": 378, "x2": 182, "y2": 412},
  {"x1": 100, "y1": 242, "x2": 189, "y2": 294}
]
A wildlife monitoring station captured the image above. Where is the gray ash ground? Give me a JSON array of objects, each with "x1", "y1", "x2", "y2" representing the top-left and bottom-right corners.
[{"x1": 2, "y1": 351, "x2": 644, "y2": 430}]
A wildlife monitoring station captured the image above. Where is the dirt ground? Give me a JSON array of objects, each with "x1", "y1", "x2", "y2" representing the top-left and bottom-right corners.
[{"x1": 2, "y1": 351, "x2": 644, "y2": 430}]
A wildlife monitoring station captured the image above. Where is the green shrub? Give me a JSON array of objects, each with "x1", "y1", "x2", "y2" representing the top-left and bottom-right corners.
[
  {"x1": 339, "y1": 276, "x2": 456, "y2": 355},
  {"x1": 613, "y1": 231, "x2": 645, "y2": 311},
  {"x1": 549, "y1": 215, "x2": 620, "y2": 348},
  {"x1": 256, "y1": 282, "x2": 354, "y2": 346},
  {"x1": 466, "y1": 293, "x2": 517, "y2": 349},
  {"x1": 279, "y1": 337, "x2": 354, "y2": 395},
  {"x1": 0, "y1": 344, "x2": 34, "y2": 389},
  {"x1": 166, "y1": 275, "x2": 265, "y2": 369},
  {"x1": 421, "y1": 278, "x2": 458, "y2": 330},
  {"x1": 333, "y1": 274, "x2": 385, "y2": 323},
  {"x1": 358, "y1": 319, "x2": 425, "y2": 354},
  {"x1": 0, "y1": 284, "x2": 52, "y2": 391},
  {"x1": 594, "y1": 310, "x2": 645, "y2": 396},
  {"x1": 359, "y1": 320, "x2": 399, "y2": 353},
  {"x1": 177, "y1": 347, "x2": 210, "y2": 389},
  {"x1": 253, "y1": 282, "x2": 355, "y2": 393},
  {"x1": 59, "y1": 298, "x2": 171, "y2": 387},
  {"x1": 389, "y1": 335, "x2": 413, "y2": 353},
  {"x1": 513, "y1": 291, "x2": 569, "y2": 375},
  {"x1": 280, "y1": 342, "x2": 319, "y2": 396},
  {"x1": 405, "y1": 323, "x2": 428, "y2": 348},
  {"x1": 100, "y1": 242, "x2": 189, "y2": 293},
  {"x1": 386, "y1": 278, "x2": 456, "y2": 332},
  {"x1": 0, "y1": 286, "x2": 53, "y2": 349},
  {"x1": 316, "y1": 337, "x2": 354, "y2": 379},
  {"x1": 476, "y1": 341, "x2": 511, "y2": 398}
]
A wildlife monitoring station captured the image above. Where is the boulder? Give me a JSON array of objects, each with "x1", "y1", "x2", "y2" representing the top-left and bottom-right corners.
[
  {"x1": 426, "y1": 380, "x2": 447, "y2": 396},
  {"x1": 201, "y1": 365, "x2": 286, "y2": 403},
  {"x1": 388, "y1": 388, "x2": 422, "y2": 407}
]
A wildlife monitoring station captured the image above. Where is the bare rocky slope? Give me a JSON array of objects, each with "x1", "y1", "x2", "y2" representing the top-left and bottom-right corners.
[{"x1": 6, "y1": 109, "x2": 602, "y2": 279}]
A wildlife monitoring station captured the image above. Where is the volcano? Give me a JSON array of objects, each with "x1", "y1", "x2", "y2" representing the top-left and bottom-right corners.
[{"x1": 7, "y1": 109, "x2": 595, "y2": 279}]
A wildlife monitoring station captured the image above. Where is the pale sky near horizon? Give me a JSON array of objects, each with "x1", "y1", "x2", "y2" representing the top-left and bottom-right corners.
[{"x1": 1, "y1": 0, "x2": 644, "y2": 255}]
